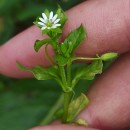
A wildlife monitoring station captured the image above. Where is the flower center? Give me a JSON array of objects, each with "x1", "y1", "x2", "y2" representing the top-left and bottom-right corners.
[{"x1": 46, "y1": 20, "x2": 53, "y2": 27}]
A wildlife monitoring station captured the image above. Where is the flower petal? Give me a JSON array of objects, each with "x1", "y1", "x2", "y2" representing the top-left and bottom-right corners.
[
  {"x1": 41, "y1": 26, "x2": 47, "y2": 30},
  {"x1": 52, "y1": 25, "x2": 57, "y2": 28},
  {"x1": 38, "y1": 22, "x2": 45, "y2": 26},
  {"x1": 39, "y1": 17, "x2": 46, "y2": 23},
  {"x1": 52, "y1": 14, "x2": 58, "y2": 22},
  {"x1": 54, "y1": 24, "x2": 61, "y2": 27},
  {"x1": 54, "y1": 19, "x2": 60, "y2": 24},
  {"x1": 49, "y1": 11, "x2": 53, "y2": 20},
  {"x1": 42, "y1": 13, "x2": 47, "y2": 20}
]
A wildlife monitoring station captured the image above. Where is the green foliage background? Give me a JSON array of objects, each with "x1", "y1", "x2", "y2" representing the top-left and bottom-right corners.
[{"x1": 0, "y1": 0, "x2": 112, "y2": 130}]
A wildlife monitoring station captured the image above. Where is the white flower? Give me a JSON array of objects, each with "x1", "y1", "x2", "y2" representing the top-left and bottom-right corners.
[{"x1": 38, "y1": 11, "x2": 61, "y2": 30}]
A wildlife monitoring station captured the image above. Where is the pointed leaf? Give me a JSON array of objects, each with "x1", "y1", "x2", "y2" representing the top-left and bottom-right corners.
[
  {"x1": 60, "y1": 41, "x2": 73, "y2": 58},
  {"x1": 56, "y1": 5, "x2": 67, "y2": 28},
  {"x1": 72, "y1": 60, "x2": 103, "y2": 87},
  {"x1": 17, "y1": 63, "x2": 59, "y2": 80},
  {"x1": 34, "y1": 38, "x2": 53, "y2": 52},
  {"x1": 64, "y1": 24, "x2": 86, "y2": 53}
]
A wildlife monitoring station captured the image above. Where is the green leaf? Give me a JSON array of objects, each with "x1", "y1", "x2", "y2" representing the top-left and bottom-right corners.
[
  {"x1": 34, "y1": 38, "x2": 53, "y2": 52},
  {"x1": 72, "y1": 60, "x2": 103, "y2": 87},
  {"x1": 17, "y1": 63, "x2": 59, "y2": 80},
  {"x1": 63, "y1": 24, "x2": 86, "y2": 54},
  {"x1": 67, "y1": 93, "x2": 89, "y2": 122},
  {"x1": 44, "y1": 9, "x2": 50, "y2": 17},
  {"x1": 60, "y1": 41, "x2": 73, "y2": 57},
  {"x1": 56, "y1": 5, "x2": 67, "y2": 28}
]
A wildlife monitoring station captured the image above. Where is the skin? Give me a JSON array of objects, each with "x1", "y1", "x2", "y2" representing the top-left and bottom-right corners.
[{"x1": 0, "y1": 0, "x2": 130, "y2": 130}]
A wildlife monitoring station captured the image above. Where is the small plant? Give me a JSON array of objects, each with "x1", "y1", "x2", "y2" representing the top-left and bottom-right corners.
[{"x1": 17, "y1": 6, "x2": 118, "y2": 125}]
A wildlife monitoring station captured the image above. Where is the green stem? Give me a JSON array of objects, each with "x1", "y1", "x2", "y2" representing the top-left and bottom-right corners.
[
  {"x1": 59, "y1": 65, "x2": 68, "y2": 90},
  {"x1": 62, "y1": 92, "x2": 72, "y2": 123},
  {"x1": 67, "y1": 62, "x2": 71, "y2": 88},
  {"x1": 44, "y1": 44, "x2": 55, "y2": 65},
  {"x1": 39, "y1": 94, "x2": 64, "y2": 125},
  {"x1": 74, "y1": 57, "x2": 101, "y2": 61}
]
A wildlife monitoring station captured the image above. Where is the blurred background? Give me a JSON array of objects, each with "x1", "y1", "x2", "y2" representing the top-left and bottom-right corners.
[{"x1": 0, "y1": 0, "x2": 98, "y2": 130}]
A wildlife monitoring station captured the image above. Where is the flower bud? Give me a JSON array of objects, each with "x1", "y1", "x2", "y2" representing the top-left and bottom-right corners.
[{"x1": 101, "y1": 52, "x2": 118, "y2": 61}]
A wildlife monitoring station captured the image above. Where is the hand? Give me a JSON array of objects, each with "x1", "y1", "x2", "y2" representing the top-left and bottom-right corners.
[{"x1": 0, "y1": 0, "x2": 130, "y2": 130}]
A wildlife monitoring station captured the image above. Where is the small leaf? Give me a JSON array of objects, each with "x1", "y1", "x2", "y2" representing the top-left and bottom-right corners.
[
  {"x1": 72, "y1": 60, "x2": 103, "y2": 87},
  {"x1": 60, "y1": 41, "x2": 73, "y2": 58},
  {"x1": 67, "y1": 93, "x2": 89, "y2": 122},
  {"x1": 64, "y1": 24, "x2": 86, "y2": 53},
  {"x1": 56, "y1": 5, "x2": 67, "y2": 28},
  {"x1": 44, "y1": 9, "x2": 50, "y2": 17},
  {"x1": 34, "y1": 38, "x2": 53, "y2": 52},
  {"x1": 33, "y1": 16, "x2": 42, "y2": 28},
  {"x1": 17, "y1": 63, "x2": 59, "y2": 80},
  {"x1": 60, "y1": 43, "x2": 67, "y2": 54}
]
